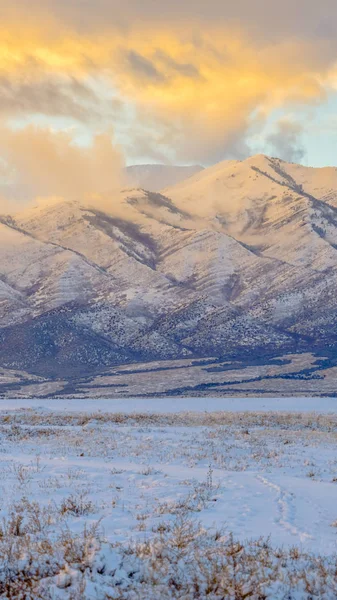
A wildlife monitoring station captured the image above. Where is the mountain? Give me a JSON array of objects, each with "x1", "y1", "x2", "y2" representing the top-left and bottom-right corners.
[
  {"x1": 126, "y1": 164, "x2": 204, "y2": 191},
  {"x1": 2, "y1": 154, "x2": 337, "y2": 381}
]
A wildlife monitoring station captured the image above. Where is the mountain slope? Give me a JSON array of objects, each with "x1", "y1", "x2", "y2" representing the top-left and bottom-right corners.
[
  {"x1": 2, "y1": 155, "x2": 337, "y2": 376},
  {"x1": 163, "y1": 154, "x2": 337, "y2": 270}
]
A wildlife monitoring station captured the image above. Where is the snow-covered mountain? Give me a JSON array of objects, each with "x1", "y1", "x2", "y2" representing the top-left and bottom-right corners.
[
  {"x1": 2, "y1": 154, "x2": 337, "y2": 376},
  {"x1": 126, "y1": 164, "x2": 204, "y2": 191}
]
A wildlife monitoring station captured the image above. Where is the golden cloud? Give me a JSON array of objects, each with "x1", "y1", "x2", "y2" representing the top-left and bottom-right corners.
[
  {"x1": 0, "y1": 125, "x2": 125, "y2": 210},
  {"x1": 0, "y1": 13, "x2": 336, "y2": 162}
]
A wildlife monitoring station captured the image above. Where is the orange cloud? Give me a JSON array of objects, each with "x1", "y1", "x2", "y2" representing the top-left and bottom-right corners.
[
  {"x1": 0, "y1": 126, "x2": 125, "y2": 208},
  {"x1": 0, "y1": 10, "x2": 336, "y2": 163}
]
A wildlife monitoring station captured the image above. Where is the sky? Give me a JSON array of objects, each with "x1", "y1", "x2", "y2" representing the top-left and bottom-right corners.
[{"x1": 1, "y1": 0, "x2": 337, "y2": 208}]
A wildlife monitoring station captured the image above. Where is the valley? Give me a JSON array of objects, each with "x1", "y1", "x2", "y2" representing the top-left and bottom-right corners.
[{"x1": 1, "y1": 352, "x2": 337, "y2": 398}]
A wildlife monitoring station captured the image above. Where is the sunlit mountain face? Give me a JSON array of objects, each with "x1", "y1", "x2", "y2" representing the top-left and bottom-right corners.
[{"x1": 1, "y1": 154, "x2": 337, "y2": 382}]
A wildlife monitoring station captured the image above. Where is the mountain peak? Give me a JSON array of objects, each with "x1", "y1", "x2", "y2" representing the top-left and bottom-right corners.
[{"x1": 3, "y1": 154, "x2": 337, "y2": 378}]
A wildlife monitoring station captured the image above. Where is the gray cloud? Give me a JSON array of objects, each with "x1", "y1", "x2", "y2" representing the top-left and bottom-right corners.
[
  {"x1": 266, "y1": 119, "x2": 306, "y2": 164},
  {"x1": 12, "y1": 0, "x2": 337, "y2": 45},
  {"x1": 126, "y1": 51, "x2": 165, "y2": 82},
  {"x1": 154, "y1": 50, "x2": 201, "y2": 79},
  {"x1": 0, "y1": 76, "x2": 96, "y2": 120},
  {"x1": 0, "y1": 74, "x2": 126, "y2": 134},
  {"x1": 122, "y1": 103, "x2": 252, "y2": 165}
]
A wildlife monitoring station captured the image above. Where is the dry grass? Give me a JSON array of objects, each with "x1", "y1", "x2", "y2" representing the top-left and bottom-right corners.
[
  {"x1": 59, "y1": 494, "x2": 96, "y2": 517},
  {"x1": 0, "y1": 497, "x2": 101, "y2": 599},
  {"x1": 1, "y1": 409, "x2": 337, "y2": 430},
  {"x1": 1, "y1": 407, "x2": 337, "y2": 598},
  {"x1": 1, "y1": 500, "x2": 337, "y2": 599}
]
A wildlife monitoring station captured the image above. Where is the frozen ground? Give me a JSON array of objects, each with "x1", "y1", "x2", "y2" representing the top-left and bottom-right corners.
[
  {"x1": 1, "y1": 399, "x2": 337, "y2": 598},
  {"x1": 1, "y1": 395, "x2": 337, "y2": 412}
]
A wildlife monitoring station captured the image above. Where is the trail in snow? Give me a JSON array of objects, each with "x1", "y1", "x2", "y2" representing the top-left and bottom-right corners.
[{"x1": 257, "y1": 475, "x2": 312, "y2": 542}]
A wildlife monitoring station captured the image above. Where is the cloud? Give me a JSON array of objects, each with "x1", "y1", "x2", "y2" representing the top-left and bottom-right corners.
[
  {"x1": 266, "y1": 119, "x2": 306, "y2": 164},
  {"x1": 0, "y1": 125, "x2": 125, "y2": 212},
  {"x1": 154, "y1": 50, "x2": 201, "y2": 79},
  {"x1": 5, "y1": 1, "x2": 337, "y2": 42},
  {"x1": 103, "y1": 31, "x2": 330, "y2": 163},
  {"x1": 0, "y1": 194, "x2": 15, "y2": 213},
  {"x1": 126, "y1": 51, "x2": 165, "y2": 82},
  {"x1": 0, "y1": 2, "x2": 337, "y2": 164},
  {"x1": 0, "y1": 75, "x2": 101, "y2": 121}
]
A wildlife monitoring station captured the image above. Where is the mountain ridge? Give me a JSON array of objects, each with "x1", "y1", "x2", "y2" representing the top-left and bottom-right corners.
[{"x1": 1, "y1": 154, "x2": 337, "y2": 379}]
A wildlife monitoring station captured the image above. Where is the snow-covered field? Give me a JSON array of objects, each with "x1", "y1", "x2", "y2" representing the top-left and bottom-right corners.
[
  {"x1": 1, "y1": 398, "x2": 337, "y2": 598},
  {"x1": 2, "y1": 396, "x2": 337, "y2": 412}
]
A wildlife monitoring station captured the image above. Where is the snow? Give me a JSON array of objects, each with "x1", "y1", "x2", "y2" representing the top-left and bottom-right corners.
[
  {"x1": 164, "y1": 153, "x2": 337, "y2": 271},
  {"x1": 1, "y1": 398, "x2": 337, "y2": 597},
  {"x1": 4, "y1": 154, "x2": 337, "y2": 377},
  {"x1": 1, "y1": 396, "x2": 336, "y2": 413}
]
